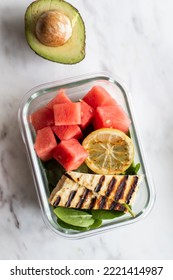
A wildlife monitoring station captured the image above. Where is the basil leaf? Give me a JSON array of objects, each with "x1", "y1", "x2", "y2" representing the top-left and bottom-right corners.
[
  {"x1": 54, "y1": 207, "x2": 95, "y2": 228},
  {"x1": 91, "y1": 210, "x2": 125, "y2": 220}
]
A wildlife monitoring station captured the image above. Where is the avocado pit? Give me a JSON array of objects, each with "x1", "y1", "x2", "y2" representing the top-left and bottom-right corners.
[{"x1": 35, "y1": 10, "x2": 72, "y2": 47}]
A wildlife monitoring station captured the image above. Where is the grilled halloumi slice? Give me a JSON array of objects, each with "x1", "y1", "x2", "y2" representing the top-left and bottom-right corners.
[
  {"x1": 49, "y1": 175, "x2": 126, "y2": 211},
  {"x1": 67, "y1": 172, "x2": 143, "y2": 205}
]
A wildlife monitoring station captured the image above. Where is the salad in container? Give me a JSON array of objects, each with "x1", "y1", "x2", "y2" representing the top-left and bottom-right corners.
[{"x1": 18, "y1": 73, "x2": 155, "y2": 239}]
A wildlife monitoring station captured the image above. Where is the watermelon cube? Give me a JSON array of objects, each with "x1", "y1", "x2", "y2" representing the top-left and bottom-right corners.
[
  {"x1": 46, "y1": 89, "x2": 71, "y2": 110},
  {"x1": 53, "y1": 139, "x2": 88, "y2": 171},
  {"x1": 80, "y1": 100, "x2": 95, "y2": 130},
  {"x1": 30, "y1": 107, "x2": 54, "y2": 131},
  {"x1": 93, "y1": 105, "x2": 131, "y2": 133},
  {"x1": 34, "y1": 127, "x2": 57, "y2": 161},
  {"x1": 83, "y1": 86, "x2": 118, "y2": 109},
  {"x1": 52, "y1": 125, "x2": 83, "y2": 140},
  {"x1": 54, "y1": 102, "x2": 81, "y2": 125}
]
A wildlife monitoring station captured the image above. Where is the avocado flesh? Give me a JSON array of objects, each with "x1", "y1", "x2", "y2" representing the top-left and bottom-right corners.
[{"x1": 25, "y1": 0, "x2": 85, "y2": 64}]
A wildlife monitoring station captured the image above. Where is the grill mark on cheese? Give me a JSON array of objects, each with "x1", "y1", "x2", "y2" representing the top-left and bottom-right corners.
[
  {"x1": 109, "y1": 201, "x2": 125, "y2": 211},
  {"x1": 65, "y1": 190, "x2": 77, "y2": 207},
  {"x1": 53, "y1": 196, "x2": 61, "y2": 207},
  {"x1": 126, "y1": 176, "x2": 138, "y2": 204},
  {"x1": 117, "y1": 204, "x2": 126, "y2": 212},
  {"x1": 94, "y1": 175, "x2": 105, "y2": 192},
  {"x1": 99, "y1": 196, "x2": 106, "y2": 209},
  {"x1": 114, "y1": 175, "x2": 128, "y2": 201},
  {"x1": 109, "y1": 201, "x2": 118, "y2": 210},
  {"x1": 106, "y1": 177, "x2": 116, "y2": 197},
  {"x1": 89, "y1": 197, "x2": 97, "y2": 209},
  {"x1": 76, "y1": 188, "x2": 90, "y2": 209}
]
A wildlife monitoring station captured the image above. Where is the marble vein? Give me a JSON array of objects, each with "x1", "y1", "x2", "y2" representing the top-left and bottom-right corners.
[
  {"x1": 0, "y1": 185, "x2": 3, "y2": 206},
  {"x1": 0, "y1": 124, "x2": 8, "y2": 141},
  {"x1": 9, "y1": 197, "x2": 20, "y2": 230},
  {"x1": 132, "y1": 16, "x2": 143, "y2": 35},
  {"x1": 0, "y1": 151, "x2": 10, "y2": 190}
]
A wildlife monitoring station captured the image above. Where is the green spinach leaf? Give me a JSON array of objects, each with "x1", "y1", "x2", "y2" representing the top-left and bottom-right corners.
[
  {"x1": 57, "y1": 218, "x2": 102, "y2": 231},
  {"x1": 125, "y1": 162, "x2": 140, "y2": 175},
  {"x1": 89, "y1": 219, "x2": 102, "y2": 229},
  {"x1": 54, "y1": 207, "x2": 95, "y2": 228},
  {"x1": 91, "y1": 210, "x2": 125, "y2": 220},
  {"x1": 123, "y1": 203, "x2": 135, "y2": 217},
  {"x1": 74, "y1": 163, "x2": 90, "y2": 173},
  {"x1": 43, "y1": 159, "x2": 65, "y2": 187}
]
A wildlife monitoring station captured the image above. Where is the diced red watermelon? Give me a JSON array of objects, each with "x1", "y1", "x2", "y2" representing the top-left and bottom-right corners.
[
  {"x1": 83, "y1": 86, "x2": 118, "y2": 109},
  {"x1": 30, "y1": 107, "x2": 54, "y2": 131},
  {"x1": 34, "y1": 127, "x2": 57, "y2": 161},
  {"x1": 93, "y1": 105, "x2": 131, "y2": 133},
  {"x1": 80, "y1": 100, "x2": 95, "y2": 130},
  {"x1": 54, "y1": 102, "x2": 81, "y2": 125},
  {"x1": 46, "y1": 89, "x2": 71, "y2": 110},
  {"x1": 53, "y1": 139, "x2": 88, "y2": 171},
  {"x1": 52, "y1": 125, "x2": 83, "y2": 140}
]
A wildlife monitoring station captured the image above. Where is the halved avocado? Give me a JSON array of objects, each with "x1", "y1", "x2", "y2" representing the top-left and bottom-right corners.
[{"x1": 25, "y1": 0, "x2": 86, "y2": 64}]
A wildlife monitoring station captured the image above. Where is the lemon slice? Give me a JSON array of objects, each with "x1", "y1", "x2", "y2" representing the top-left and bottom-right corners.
[{"x1": 82, "y1": 128, "x2": 134, "y2": 175}]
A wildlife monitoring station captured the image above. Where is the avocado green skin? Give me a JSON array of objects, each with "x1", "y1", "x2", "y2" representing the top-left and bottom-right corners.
[{"x1": 25, "y1": 0, "x2": 86, "y2": 64}]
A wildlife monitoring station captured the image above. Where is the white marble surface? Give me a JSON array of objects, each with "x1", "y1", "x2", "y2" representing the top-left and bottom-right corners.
[{"x1": 0, "y1": 0, "x2": 173, "y2": 260}]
